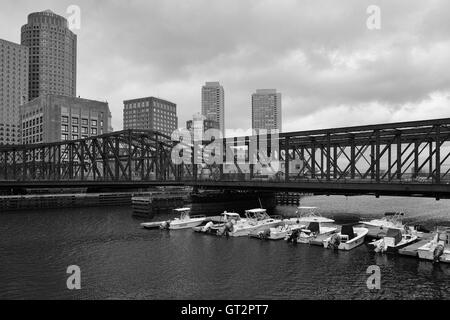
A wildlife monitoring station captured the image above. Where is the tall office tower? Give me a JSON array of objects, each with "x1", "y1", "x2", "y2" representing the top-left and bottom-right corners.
[
  {"x1": 123, "y1": 97, "x2": 178, "y2": 137},
  {"x1": 251, "y1": 89, "x2": 282, "y2": 132},
  {"x1": 0, "y1": 39, "x2": 29, "y2": 145},
  {"x1": 201, "y1": 81, "x2": 224, "y2": 136},
  {"x1": 21, "y1": 10, "x2": 77, "y2": 101},
  {"x1": 20, "y1": 94, "x2": 112, "y2": 144},
  {"x1": 186, "y1": 112, "x2": 220, "y2": 140}
]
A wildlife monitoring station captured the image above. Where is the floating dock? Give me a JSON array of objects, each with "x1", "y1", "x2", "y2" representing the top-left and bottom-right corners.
[
  {"x1": 0, "y1": 192, "x2": 136, "y2": 211},
  {"x1": 398, "y1": 233, "x2": 434, "y2": 257}
]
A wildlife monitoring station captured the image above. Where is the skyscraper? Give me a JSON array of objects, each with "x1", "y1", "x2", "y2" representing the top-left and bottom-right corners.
[
  {"x1": 21, "y1": 10, "x2": 77, "y2": 101},
  {"x1": 252, "y1": 89, "x2": 282, "y2": 132},
  {"x1": 123, "y1": 97, "x2": 178, "y2": 137},
  {"x1": 201, "y1": 81, "x2": 224, "y2": 136},
  {"x1": 0, "y1": 39, "x2": 29, "y2": 145}
]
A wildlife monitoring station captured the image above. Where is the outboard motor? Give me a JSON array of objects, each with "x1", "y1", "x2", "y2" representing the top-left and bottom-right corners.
[
  {"x1": 258, "y1": 229, "x2": 270, "y2": 240},
  {"x1": 433, "y1": 244, "x2": 444, "y2": 263},
  {"x1": 374, "y1": 239, "x2": 385, "y2": 253},
  {"x1": 328, "y1": 233, "x2": 341, "y2": 250},
  {"x1": 160, "y1": 221, "x2": 170, "y2": 230},
  {"x1": 201, "y1": 221, "x2": 214, "y2": 233},
  {"x1": 287, "y1": 229, "x2": 300, "y2": 244},
  {"x1": 222, "y1": 222, "x2": 233, "y2": 238}
]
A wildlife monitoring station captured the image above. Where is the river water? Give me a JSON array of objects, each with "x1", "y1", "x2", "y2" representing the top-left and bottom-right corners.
[{"x1": 0, "y1": 195, "x2": 449, "y2": 300}]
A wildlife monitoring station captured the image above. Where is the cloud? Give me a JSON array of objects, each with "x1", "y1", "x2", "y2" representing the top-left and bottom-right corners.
[{"x1": 1, "y1": 0, "x2": 450, "y2": 134}]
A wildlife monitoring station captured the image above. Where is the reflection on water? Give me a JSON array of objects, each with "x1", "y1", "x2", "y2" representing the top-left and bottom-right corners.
[{"x1": 0, "y1": 195, "x2": 449, "y2": 300}]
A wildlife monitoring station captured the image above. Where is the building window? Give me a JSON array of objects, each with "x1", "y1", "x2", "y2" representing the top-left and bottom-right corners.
[
  {"x1": 91, "y1": 128, "x2": 97, "y2": 135},
  {"x1": 91, "y1": 119, "x2": 97, "y2": 127},
  {"x1": 82, "y1": 127, "x2": 88, "y2": 134},
  {"x1": 62, "y1": 116, "x2": 68, "y2": 123},
  {"x1": 72, "y1": 134, "x2": 78, "y2": 140},
  {"x1": 82, "y1": 118, "x2": 88, "y2": 125},
  {"x1": 61, "y1": 124, "x2": 68, "y2": 132},
  {"x1": 62, "y1": 134, "x2": 68, "y2": 140},
  {"x1": 72, "y1": 126, "x2": 78, "y2": 133},
  {"x1": 72, "y1": 117, "x2": 79, "y2": 125}
]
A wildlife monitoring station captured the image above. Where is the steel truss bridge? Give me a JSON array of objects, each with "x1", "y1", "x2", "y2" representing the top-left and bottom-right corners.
[{"x1": 1, "y1": 118, "x2": 450, "y2": 199}]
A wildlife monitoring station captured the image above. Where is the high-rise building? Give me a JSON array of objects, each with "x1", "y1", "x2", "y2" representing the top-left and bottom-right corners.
[
  {"x1": 21, "y1": 10, "x2": 77, "y2": 101},
  {"x1": 0, "y1": 39, "x2": 29, "y2": 145},
  {"x1": 251, "y1": 89, "x2": 282, "y2": 132},
  {"x1": 20, "y1": 94, "x2": 111, "y2": 144},
  {"x1": 186, "y1": 112, "x2": 220, "y2": 140},
  {"x1": 201, "y1": 81, "x2": 224, "y2": 136},
  {"x1": 123, "y1": 97, "x2": 178, "y2": 137}
]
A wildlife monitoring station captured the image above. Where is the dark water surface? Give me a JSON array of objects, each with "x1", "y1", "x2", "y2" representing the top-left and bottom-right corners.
[{"x1": 1, "y1": 195, "x2": 449, "y2": 300}]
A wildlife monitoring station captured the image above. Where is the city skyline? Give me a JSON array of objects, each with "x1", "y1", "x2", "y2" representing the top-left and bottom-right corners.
[{"x1": 1, "y1": 1, "x2": 450, "y2": 136}]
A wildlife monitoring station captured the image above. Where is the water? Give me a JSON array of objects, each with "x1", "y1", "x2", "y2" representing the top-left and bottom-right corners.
[{"x1": 0, "y1": 195, "x2": 449, "y2": 300}]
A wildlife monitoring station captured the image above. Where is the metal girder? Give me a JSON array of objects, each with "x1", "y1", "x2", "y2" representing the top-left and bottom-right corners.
[{"x1": 1, "y1": 118, "x2": 450, "y2": 198}]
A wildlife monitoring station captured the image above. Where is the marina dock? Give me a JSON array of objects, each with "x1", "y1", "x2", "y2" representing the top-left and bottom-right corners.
[{"x1": 398, "y1": 233, "x2": 434, "y2": 257}]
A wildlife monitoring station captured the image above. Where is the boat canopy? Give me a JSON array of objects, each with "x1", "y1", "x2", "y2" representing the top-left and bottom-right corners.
[
  {"x1": 386, "y1": 228, "x2": 402, "y2": 245},
  {"x1": 221, "y1": 212, "x2": 240, "y2": 217},
  {"x1": 245, "y1": 208, "x2": 267, "y2": 214},
  {"x1": 174, "y1": 208, "x2": 191, "y2": 212}
]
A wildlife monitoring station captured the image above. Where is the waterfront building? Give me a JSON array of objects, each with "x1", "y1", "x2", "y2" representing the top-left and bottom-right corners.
[
  {"x1": 201, "y1": 82, "x2": 224, "y2": 136},
  {"x1": 123, "y1": 96, "x2": 178, "y2": 137},
  {"x1": 21, "y1": 10, "x2": 77, "y2": 101},
  {"x1": 0, "y1": 39, "x2": 29, "y2": 145},
  {"x1": 20, "y1": 94, "x2": 111, "y2": 144},
  {"x1": 186, "y1": 112, "x2": 220, "y2": 140},
  {"x1": 251, "y1": 89, "x2": 282, "y2": 132}
]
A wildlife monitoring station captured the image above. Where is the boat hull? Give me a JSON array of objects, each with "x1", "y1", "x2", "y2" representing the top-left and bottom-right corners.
[
  {"x1": 296, "y1": 227, "x2": 337, "y2": 244},
  {"x1": 323, "y1": 228, "x2": 368, "y2": 251},
  {"x1": 230, "y1": 221, "x2": 282, "y2": 237},
  {"x1": 418, "y1": 244, "x2": 450, "y2": 263},
  {"x1": 141, "y1": 221, "x2": 164, "y2": 229},
  {"x1": 367, "y1": 236, "x2": 419, "y2": 254},
  {"x1": 169, "y1": 218, "x2": 206, "y2": 230}
]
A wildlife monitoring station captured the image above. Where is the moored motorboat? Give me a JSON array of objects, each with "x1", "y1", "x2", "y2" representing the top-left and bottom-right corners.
[
  {"x1": 285, "y1": 207, "x2": 337, "y2": 244},
  {"x1": 323, "y1": 225, "x2": 369, "y2": 251},
  {"x1": 193, "y1": 211, "x2": 243, "y2": 235},
  {"x1": 367, "y1": 228, "x2": 419, "y2": 254},
  {"x1": 140, "y1": 221, "x2": 165, "y2": 229},
  {"x1": 417, "y1": 226, "x2": 450, "y2": 263},
  {"x1": 225, "y1": 208, "x2": 282, "y2": 237},
  {"x1": 360, "y1": 211, "x2": 405, "y2": 234},
  {"x1": 160, "y1": 208, "x2": 206, "y2": 230},
  {"x1": 249, "y1": 221, "x2": 305, "y2": 240}
]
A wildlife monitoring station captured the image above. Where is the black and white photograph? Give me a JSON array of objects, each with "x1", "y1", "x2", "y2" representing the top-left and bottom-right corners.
[{"x1": 0, "y1": 0, "x2": 449, "y2": 310}]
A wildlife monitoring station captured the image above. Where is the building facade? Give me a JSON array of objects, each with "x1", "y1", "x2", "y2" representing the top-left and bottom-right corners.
[
  {"x1": 0, "y1": 39, "x2": 29, "y2": 145},
  {"x1": 201, "y1": 81, "x2": 224, "y2": 136},
  {"x1": 186, "y1": 112, "x2": 220, "y2": 140},
  {"x1": 251, "y1": 89, "x2": 282, "y2": 132},
  {"x1": 20, "y1": 94, "x2": 111, "y2": 144},
  {"x1": 123, "y1": 97, "x2": 178, "y2": 137},
  {"x1": 21, "y1": 10, "x2": 77, "y2": 101}
]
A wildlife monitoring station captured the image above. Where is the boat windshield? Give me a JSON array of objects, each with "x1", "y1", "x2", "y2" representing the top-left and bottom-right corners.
[
  {"x1": 245, "y1": 209, "x2": 270, "y2": 220},
  {"x1": 221, "y1": 212, "x2": 241, "y2": 221},
  {"x1": 174, "y1": 208, "x2": 191, "y2": 219}
]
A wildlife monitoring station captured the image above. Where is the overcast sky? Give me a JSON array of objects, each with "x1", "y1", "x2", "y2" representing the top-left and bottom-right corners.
[{"x1": 2, "y1": 0, "x2": 450, "y2": 135}]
